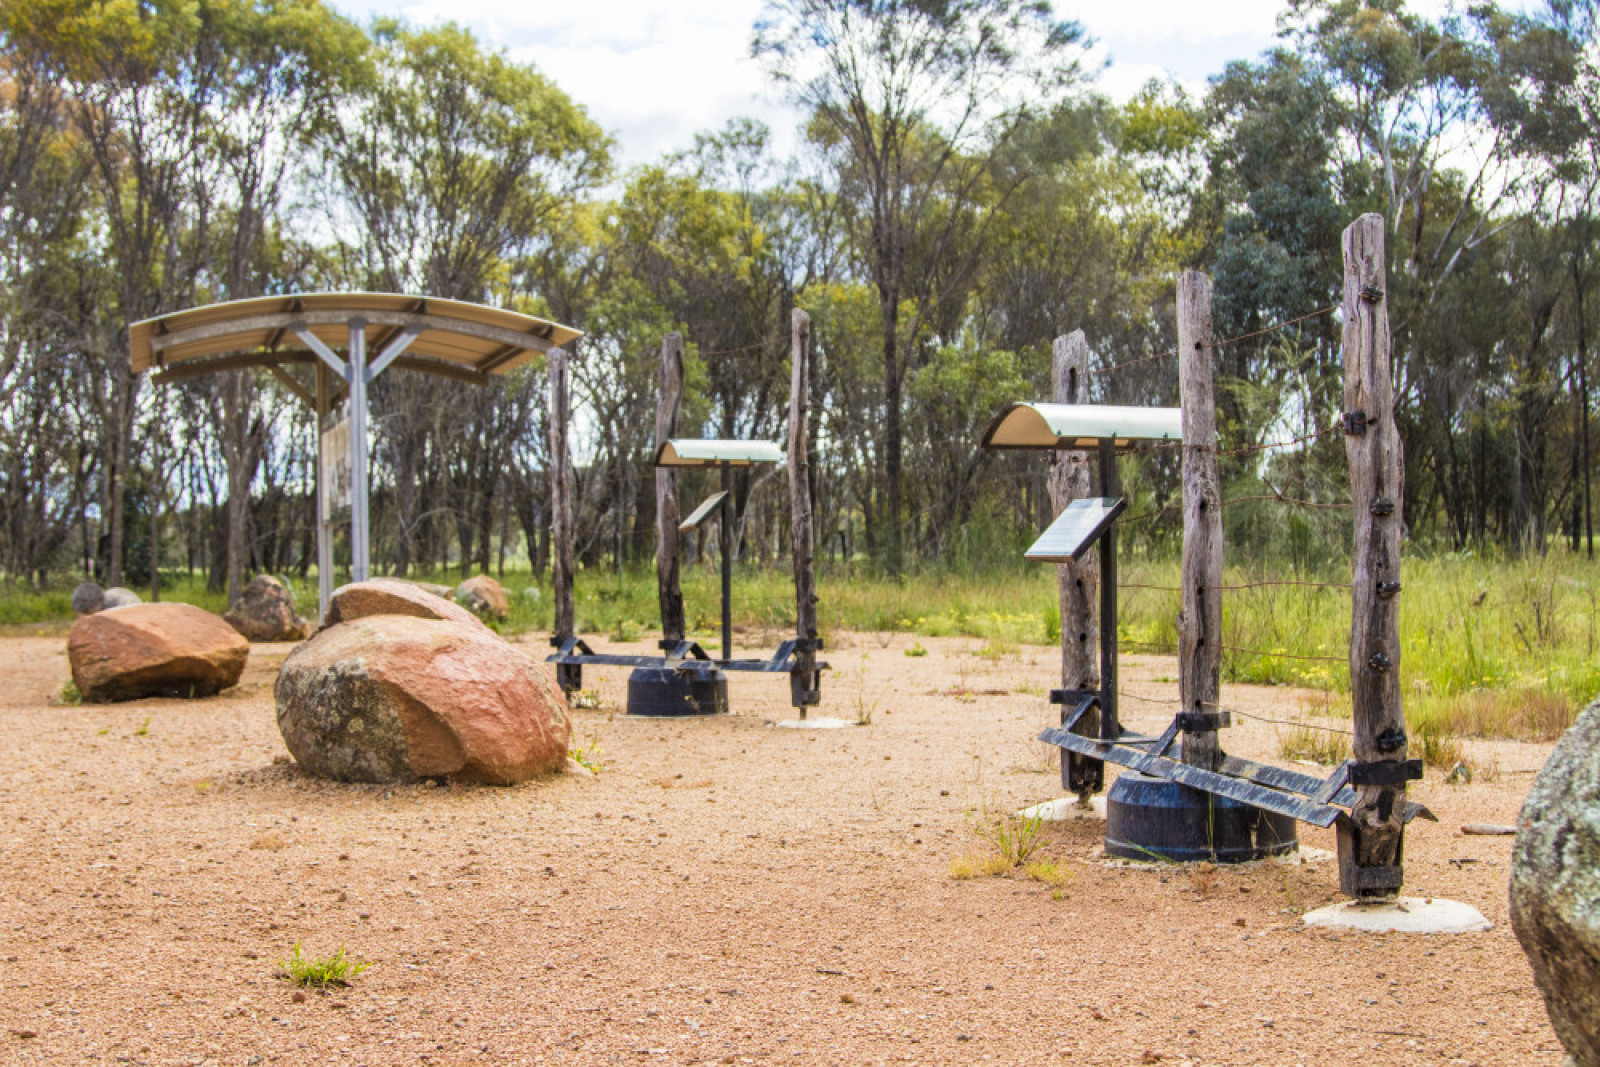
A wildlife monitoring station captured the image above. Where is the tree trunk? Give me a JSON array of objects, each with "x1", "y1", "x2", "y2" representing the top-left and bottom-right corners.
[{"x1": 881, "y1": 296, "x2": 903, "y2": 576}]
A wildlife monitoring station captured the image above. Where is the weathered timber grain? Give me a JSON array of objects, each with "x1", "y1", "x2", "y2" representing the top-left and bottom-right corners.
[
  {"x1": 789, "y1": 310, "x2": 820, "y2": 713},
  {"x1": 548, "y1": 347, "x2": 576, "y2": 643},
  {"x1": 656, "y1": 334, "x2": 686, "y2": 643},
  {"x1": 1342, "y1": 213, "x2": 1408, "y2": 896},
  {"x1": 1051, "y1": 331, "x2": 1100, "y2": 795},
  {"x1": 1178, "y1": 272, "x2": 1223, "y2": 772},
  {"x1": 1051, "y1": 331, "x2": 1097, "y2": 690}
]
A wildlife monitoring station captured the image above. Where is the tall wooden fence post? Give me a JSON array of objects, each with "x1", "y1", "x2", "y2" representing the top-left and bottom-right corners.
[
  {"x1": 1340, "y1": 213, "x2": 1413, "y2": 899},
  {"x1": 656, "y1": 333, "x2": 686, "y2": 643},
  {"x1": 548, "y1": 346, "x2": 578, "y2": 694},
  {"x1": 1178, "y1": 271, "x2": 1225, "y2": 772},
  {"x1": 789, "y1": 309, "x2": 821, "y2": 716},
  {"x1": 1051, "y1": 330, "x2": 1101, "y2": 800}
]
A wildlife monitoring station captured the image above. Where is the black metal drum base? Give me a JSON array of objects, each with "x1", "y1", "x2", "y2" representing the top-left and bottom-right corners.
[
  {"x1": 1106, "y1": 771, "x2": 1298, "y2": 863},
  {"x1": 625, "y1": 668, "x2": 728, "y2": 717}
]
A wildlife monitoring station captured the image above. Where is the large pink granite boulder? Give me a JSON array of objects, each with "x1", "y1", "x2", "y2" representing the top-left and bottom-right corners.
[
  {"x1": 323, "y1": 577, "x2": 488, "y2": 632},
  {"x1": 454, "y1": 574, "x2": 509, "y2": 620},
  {"x1": 225, "y1": 575, "x2": 311, "y2": 642},
  {"x1": 275, "y1": 613, "x2": 569, "y2": 785},
  {"x1": 68, "y1": 603, "x2": 249, "y2": 702}
]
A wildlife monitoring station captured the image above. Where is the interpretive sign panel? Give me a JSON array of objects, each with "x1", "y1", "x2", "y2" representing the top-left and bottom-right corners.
[
  {"x1": 1025, "y1": 497, "x2": 1126, "y2": 562},
  {"x1": 320, "y1": 412, "x2": 352, "y2": 517}
]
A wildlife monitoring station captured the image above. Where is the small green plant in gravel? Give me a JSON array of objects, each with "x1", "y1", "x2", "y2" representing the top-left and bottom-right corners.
[
  {"x1": 278, "y1": 943, "x2": 372, "y2": 988},
  {"x1": 132, "y1": 718, "x2": 150, "y2": 738},
  {"x1": 58, "y1": 680, "x2": 82, "y2": 705},
  {"x1": 970, "y1": 805, "x2": 1046, "y2": 867},
  {"x1": 569, "y1": 730, "x2": 602, "y2": 773},
  {"x1": 904, "y1": 641, "x2": 927, "y2": 657}
]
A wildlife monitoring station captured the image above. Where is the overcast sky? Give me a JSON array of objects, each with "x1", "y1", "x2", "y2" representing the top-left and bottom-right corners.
[{"x1": 325, "y1": 1, "x2": 1313, "y2": 166}]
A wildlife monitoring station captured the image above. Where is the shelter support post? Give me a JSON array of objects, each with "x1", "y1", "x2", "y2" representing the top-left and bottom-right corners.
[
  {"x1": 720, "y1": 461, "x2": 733, "y2": 663},
  {"x1": 1097, "y1": 439, "x2": 1118, "y2": 742},
  {"x1": 1339, "y1": 214, "x2": 1418, "y2": 899},
  {"x1": 1178, "y1": 272, "x2": 1225, "y2": 771},
  {"x1": 1051, "y1": 331, "x2": 1100, "y2": 799},
  {"x1": 348, "y1": 318, "x2": 370, "y2": 582},
  {"x1": 315, "y1": 361, "x2": 333, "y2": 618},
  {"x1": 656, "y1": 334, "x2": 686, "y2": 643},
  {"x1": 788, "y1": 309, "x2": 821, "y2": 714},
  {"x1": 548, "y1": 347, "x2": 580, "y2": 695}
]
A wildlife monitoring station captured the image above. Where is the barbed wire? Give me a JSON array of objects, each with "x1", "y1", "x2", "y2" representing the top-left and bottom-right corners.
[
  {"x1": 1120, "y1": 639, "x2": 1344, "y2": 664},
  {"x1": 1115, "y1": 690, "x2": 1355, "y2": 738},
  {"x1": 1223, "y1": 493, "x2": 1351, "y2": 511},
  {"x1": 1102, "y1": 304, "x2": 1340, "y2": 375},
  {"x1": 1121, "y1": 579, "x2": 1350, "y2": 593}
]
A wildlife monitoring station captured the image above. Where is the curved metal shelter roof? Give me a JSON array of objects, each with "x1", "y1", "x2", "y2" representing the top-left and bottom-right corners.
[
  {"x1": 655, "y1": 439, "x2": 785, "y2": 468},
  {"x1": 981, "y1": 402, "x2": 1183, "y2": 451},
  {"x1": 130, "y1": 292, "x2": 582, "y2": 386}
]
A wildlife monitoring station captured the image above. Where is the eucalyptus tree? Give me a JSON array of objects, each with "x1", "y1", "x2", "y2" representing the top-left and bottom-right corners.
[
  {"x1": 754, "y1": 0, "x2": 1093, "y2": 573},
  {"x1": 325, "y1": 20, "x2": 611, "y2": 575}
]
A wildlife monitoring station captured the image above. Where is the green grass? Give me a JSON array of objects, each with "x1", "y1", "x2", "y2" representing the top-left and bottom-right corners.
[
  {"x1": 8, "y1": 547, "x2": 1598, "y2": 741},
  {"x1": 277, "y1": 943, "x2": 372, "y2": 988},
  {"x1": 968, "y1": 804, "x2": 1047, "y2": 867}
]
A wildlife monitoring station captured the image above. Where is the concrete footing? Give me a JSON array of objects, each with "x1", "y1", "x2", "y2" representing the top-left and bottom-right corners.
[
  {"x1": 1021, "y1": 795, "x2": 1107, "y2": 821},
  {"x1": 771, "y1": 717, "x2": 857, "y2": 730},
  {"x1": 1302, "y1": 897, "x2": 1491, "y2": 933}
]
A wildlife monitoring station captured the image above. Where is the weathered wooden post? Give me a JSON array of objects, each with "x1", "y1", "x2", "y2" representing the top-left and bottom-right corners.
[
  {"x1": 1050, "y1": 330, "x2": 1100, "y2": 800},
  {"x1": 656, "y1": 334, "x2": 686, "y2": 643},
  {"x1": 315, "y1": 361, "x2": 334, "y2": 617},
  {"x1": 789, "y1": 309, "x2": 821, "y2": 716},
  {"x1": 548, "y1": 346, "x2": 579, "y2": 695},
  {"x1": 1178, "y1": 272, "x2": 1225, "y2": 771},
  {"x1": 1339, "y1": 213, "x2": 1417, "y2": 899}
]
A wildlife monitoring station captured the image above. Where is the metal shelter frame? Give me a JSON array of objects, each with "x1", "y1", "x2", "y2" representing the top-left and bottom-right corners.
[
  {"x1": 130, "y1": 293, "x2": 582, "y2": 615},
  {"x1": 546, "y1": 437, "x2": 826, "y2": 701}
]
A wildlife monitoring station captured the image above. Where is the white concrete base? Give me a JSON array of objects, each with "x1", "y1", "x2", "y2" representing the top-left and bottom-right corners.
[
  {"x1": 1302, "y1": 897, "x2": 1491, "y2": 934},
  {"x1": 771, "y1": 717, "x2": 858, "y2": 730},
  {"x1": 1021, "y1": 795, "x2": 1107, "y2": 821}
]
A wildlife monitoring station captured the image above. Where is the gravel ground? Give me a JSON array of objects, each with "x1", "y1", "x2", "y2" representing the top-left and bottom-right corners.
[{"x1": 0, "y1": 629, "x2": 1564, "y2": 1066}]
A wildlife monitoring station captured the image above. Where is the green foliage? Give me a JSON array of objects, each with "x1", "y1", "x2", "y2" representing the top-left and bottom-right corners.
[{"x1": 277, "y1": 943, "x2": 372, "y2": 988}]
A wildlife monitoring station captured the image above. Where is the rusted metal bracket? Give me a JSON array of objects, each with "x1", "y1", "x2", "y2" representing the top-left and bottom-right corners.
[{"x1": 1347, "y1": 758, "x2": 1424, "y2": 787}]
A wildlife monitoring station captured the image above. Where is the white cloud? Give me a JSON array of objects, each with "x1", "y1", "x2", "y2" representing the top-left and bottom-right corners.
[{"x1": 341, "y1": 1, "x2": 1524, "y2": 166}]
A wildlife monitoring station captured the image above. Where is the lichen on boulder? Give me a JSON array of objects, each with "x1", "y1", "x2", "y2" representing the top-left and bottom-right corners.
[
  {"x1": 1511, "y1": 699, "x2": 1600, "y2": 1067},
  {"x1": 275, "y1": 596, "x2": 569, "y2": 785}
]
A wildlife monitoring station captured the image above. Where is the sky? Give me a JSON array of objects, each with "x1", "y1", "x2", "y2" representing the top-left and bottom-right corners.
[{"x1": 325, "y1": 0, "x2": 1308, "y2": 167}]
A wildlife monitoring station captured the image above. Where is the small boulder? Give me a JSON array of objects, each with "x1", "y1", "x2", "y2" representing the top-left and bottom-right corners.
[
  {"x1": 225, "y1": 575, "x2": 311, "y2": 642},
  {"x1": 102, "y1": 587, "x2": 141, "y2": 610},
  {"x1": 72, "y1": 582, "x2": 105, "y2": 615},
  {"x1": 1511, "y1": 698, "x2": 1600, "y2": 1066},
  {"x1": 324, "y1": 578, "x2": 489, "y2": 633},
  {"x1": 275, "y1": 614, "x2": 569, "y2": 784},
  {"x1": 68, "y1": 603, "x2": 248, "y2": 702},
  {"x1": 410, "y1": 581, "x2": 454, "y2": 599},
  {"x1": 454, "y1": 574, "x2": 509, "y2": 620}
]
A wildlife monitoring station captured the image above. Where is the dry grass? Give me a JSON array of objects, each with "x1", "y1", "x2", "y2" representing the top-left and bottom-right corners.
[
  {"x1": 249, "y1": 832, "x2": 287, "y2": 852},
  {"x1": 1276, "y1": 725, "x2": 1349, "y2": 765},
  {"x1": 947, "y1": 854, "x2": 1011, "y2": 880},
  {"x1": 1414, "y1": 687, "x2": 1576, "y2": 742}
]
